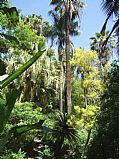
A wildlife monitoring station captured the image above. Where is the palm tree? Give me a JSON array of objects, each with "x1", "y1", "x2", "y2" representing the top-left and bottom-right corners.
[
  {"x1": 48, "y1": 10, "x2": 79, "y2": 60},
  {"x1": 90, "y1": 31, "x2": 115, "y2": 67},
  {"x1": 21, "y1": 14, "x2": 51, "y2": 37},
  {"x1": 48, "y1": 10, "x2": 79, "y2": 112},
  {"x1": 47, "y1": 15, "x2": 65, "y2": 113},
  {"x1": 101, "y1": 0, "x2": 119, "y2": 52},
  {"x1": 50, "y1": 0, "x2": 85, "y2": 113},
  {"x1": 48, "y1": 11, "x2": 65, "y2": 59}
]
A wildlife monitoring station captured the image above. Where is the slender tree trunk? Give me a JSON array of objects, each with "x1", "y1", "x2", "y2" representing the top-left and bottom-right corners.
[
  {"x1": 58, "y1": 45, "x2": 64, "y2": 112},
  {"x1": 65, "y1": 15, "x2": 72, "y2": 113},
  {"x1": 60, "y1": 62, "x2": 63, "y2": 112}
]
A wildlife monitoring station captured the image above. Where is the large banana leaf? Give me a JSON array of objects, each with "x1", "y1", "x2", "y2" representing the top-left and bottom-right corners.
[{"x1": 0, "y1": 39, "x2": 46, "y2": 89}]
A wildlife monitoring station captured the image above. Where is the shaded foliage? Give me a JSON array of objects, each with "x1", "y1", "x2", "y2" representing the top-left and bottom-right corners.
[{"x1": 87, "y1": 61, "x2": 119, "y2": 159}]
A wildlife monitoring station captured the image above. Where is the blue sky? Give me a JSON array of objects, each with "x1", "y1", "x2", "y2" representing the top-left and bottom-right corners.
[{"x1": 10, "y1": 0, "x2": 112, "y2": 49}]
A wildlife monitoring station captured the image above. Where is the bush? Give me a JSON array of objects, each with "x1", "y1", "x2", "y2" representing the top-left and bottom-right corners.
[
  {"x1": 9, "y1": 102, "x2": 43, "y2": 125},
  {"x1": 4, "y1": 102, "x2": 44, "y2": 154}
]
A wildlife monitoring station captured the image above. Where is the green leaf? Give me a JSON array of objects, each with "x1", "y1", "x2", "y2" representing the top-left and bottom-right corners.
[
  {"x1": 0, "y1": 89, "x2": 19, "y2": 134},
  {"x1": 0, "y1": 33, "x2": 19, "y2": 44},
  {"x1": 0, "y1": 39, "x2": 46, "y2": 89}
]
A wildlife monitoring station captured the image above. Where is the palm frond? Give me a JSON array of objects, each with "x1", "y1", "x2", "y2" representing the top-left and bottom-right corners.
[
  {"x1": 100, "y1": 13, "x2": 112, "y2": 34},
  {"x1": 101, "y1": 0, "x2": 119, "y2": 34},
  {"x1": 102, "y1": 19, "x2": 119, "y2": 47},
  {"x1": 0, "y1": 33, "x2": 19, "y2": 43},
  {"x1": 48, "y1": 110, "x2": 79, "y2": 144},
  {"x1": 101, "y1": 0, "x2": 119, "y2": 17},
  {"x1": 115, "y1": 21, "x2": 119, "y2": 54},
  {"x1": 50, "y1": 0, "x2": 60, "y2": 5}
]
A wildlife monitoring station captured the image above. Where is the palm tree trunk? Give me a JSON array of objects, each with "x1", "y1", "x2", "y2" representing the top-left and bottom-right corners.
[
  {"x1": 59, "y1": 62, "x2": 63, "y2": 112},
  {"x1": 65, "y1": 15, "x2": 72, "y2": 113},
  {"x1": 58, "y1": 45, "x2": 64, "y2": 112}
]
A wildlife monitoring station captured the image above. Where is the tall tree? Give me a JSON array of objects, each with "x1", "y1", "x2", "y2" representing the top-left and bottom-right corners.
[
  {"x1": 48, "y1": 10, "x2": 79, "y2": 112},
  {"x1": 71, "y1": 48, "x2": 102, "y2": 107},
  {"x1": 50, "y1": 0, "x2": 85, "y2": 113}
]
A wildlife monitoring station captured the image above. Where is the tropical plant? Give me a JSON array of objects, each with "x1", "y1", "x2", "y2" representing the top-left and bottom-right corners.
[
  {"x1": 0, "y1": 36, "x2": 46, "y2": 89},
  {"x1": 90, "y1": 31, "x2": 115, "y2": 67},
  {"x1": 3, "y1": 102, "x2": 44, "y2": 153},
  {"x1": 21, "y1": 14, "x2": 51, "y2": 37},
  {"x1": 0, "y1": 33, "x2": 46, "y2": 152},
  {"x1": 44, "y1": 111, "x2": 80, "y2": 159},
  {"x1": 101, "y1": 0, "x2": 119, "y2": 51},
  {"x1": 7, "y1": 47, "x2": 62, "y2": 111},
  {"x1": 5, "y1": 16, "x2": 64, "y2": 112},
  {"x1": 48, "y1": 7, "x2": 80, "y2": 112},
  {"x1": 50, "y1": 0, "x2": 85, "y2": 113}
]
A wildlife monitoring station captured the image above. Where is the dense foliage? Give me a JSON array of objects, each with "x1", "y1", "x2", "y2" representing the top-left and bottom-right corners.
[
  {"x1": 0, "y1": 0, "x2": 118, "y2": 159},
  {"x1": 87, "y1": 61, "x2": 119, "y2": 159}
]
